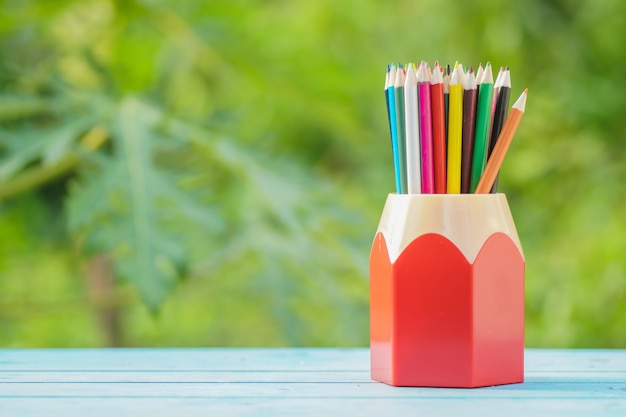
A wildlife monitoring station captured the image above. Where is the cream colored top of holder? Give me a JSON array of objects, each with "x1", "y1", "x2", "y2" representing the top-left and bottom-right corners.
[{"x1": 376, "y1": 193, "x2": 524, "y2": 263}]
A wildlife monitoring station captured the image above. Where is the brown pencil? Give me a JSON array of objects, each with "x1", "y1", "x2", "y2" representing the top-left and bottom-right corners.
[{"x1": 475, "y1": 89, "x2": 527, "y2": 194}]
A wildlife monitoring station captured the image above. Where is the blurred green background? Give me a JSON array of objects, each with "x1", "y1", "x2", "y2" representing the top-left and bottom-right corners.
[{"x1": 1, "y1": 0, "x2": 625, "y2": 348}]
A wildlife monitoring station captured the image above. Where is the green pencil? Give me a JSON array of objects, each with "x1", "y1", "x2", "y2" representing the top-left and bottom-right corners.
[
  {"x1": 394, "y1": 65, "x2": 407, "y2": 194},
  {"x1": 469, "y1": 62, "x2": 494, "y2": 193}
]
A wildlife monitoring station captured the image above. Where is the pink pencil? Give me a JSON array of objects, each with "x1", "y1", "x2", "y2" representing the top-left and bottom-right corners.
[{"x1": 417, "y1": 62, "x2": 434, "y2": 193}]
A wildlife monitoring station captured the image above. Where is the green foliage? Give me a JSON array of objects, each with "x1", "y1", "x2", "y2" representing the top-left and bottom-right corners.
[
  {"x1": 1, "y1": 0, "x2": 625, "y2": 347},
  {"x1": 67, "y1": 99, "x2": 192, "y2": 309}
]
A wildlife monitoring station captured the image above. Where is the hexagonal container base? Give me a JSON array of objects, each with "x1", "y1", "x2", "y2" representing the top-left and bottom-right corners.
[{"x1": 370, "y1": 194, "x2": 525, "y2": 388}]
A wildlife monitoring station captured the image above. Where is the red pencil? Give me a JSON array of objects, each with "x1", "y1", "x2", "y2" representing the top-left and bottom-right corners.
[{"x1": 430, "y1": 63, "x2": 446, "y2": 193}]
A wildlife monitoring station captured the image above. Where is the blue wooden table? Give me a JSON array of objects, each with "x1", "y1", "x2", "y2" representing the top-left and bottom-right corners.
[{"x1": 1, "y1": 349, "x2": 625, "y2": 416}]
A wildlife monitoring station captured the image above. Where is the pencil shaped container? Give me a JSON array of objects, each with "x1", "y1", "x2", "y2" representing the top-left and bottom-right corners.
[{"x1": 370, "y1": 193, "x2": 524, "y2": 388}]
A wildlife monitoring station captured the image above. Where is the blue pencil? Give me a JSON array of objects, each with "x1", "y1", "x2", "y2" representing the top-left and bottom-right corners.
[
  {"x1": 387, "y1": 64, "x2": 402, "y2": 194},
  {"x1": 385, "y1": 65, "x2": 392, "y2": 141}
]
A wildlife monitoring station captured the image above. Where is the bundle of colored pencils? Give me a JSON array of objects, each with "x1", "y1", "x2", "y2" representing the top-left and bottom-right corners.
[{"x1": 384, "y1": 61, "x2": 527, "y2": 195}]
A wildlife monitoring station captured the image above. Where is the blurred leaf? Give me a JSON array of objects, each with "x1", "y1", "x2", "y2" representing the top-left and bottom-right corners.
[
  {"x1": 0, "y1": 110, "x2": 94, "y2": 182},
  {"x1": 0, "y1": 96, "x2": 50, "y2": 121},
  {"x1": 67, "y1": 98, "x2": 206, "y2": 309}
]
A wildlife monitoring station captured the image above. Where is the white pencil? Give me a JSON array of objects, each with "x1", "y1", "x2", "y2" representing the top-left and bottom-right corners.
[{"x1": 404, "y1": 64, "x2": 421, "y2": 194}]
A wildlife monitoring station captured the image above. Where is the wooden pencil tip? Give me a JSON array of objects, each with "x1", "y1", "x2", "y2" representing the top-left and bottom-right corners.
[{"x1": 512, "y1": 89, "x2": 528, "y2": 111}]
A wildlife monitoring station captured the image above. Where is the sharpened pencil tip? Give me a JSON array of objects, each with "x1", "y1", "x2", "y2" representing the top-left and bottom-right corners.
[{"x1": 512, "y1": 89, "x2": 528, "y2": 112}]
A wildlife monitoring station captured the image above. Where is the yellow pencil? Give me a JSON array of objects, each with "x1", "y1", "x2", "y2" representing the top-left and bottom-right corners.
[{"x1": 447, "y1": 65, "x2": 464, "y2": 193}]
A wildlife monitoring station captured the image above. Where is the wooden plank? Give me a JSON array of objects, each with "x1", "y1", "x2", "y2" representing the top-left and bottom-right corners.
[
  {"x1": 525, "y1": 349, "x2": 626, "y2": 371},
  {"x1": 0, "y1": 348, "x2": 368, "y2": 371},
  {"x1": 0, "y1": 371, "x2": 372, "y2": 383},
  {"x1": 2, "y1": 348, "x2": 626, "y2": 371},
  {"x1": 0, "y1": 397, "x2": 625, "y2": 417},
  {"x1": 0, "y1": 370, "x2": 625, "y2": 383},
  {"x1": 0, "y1": 379, "x2": 625, "y2": 399}
]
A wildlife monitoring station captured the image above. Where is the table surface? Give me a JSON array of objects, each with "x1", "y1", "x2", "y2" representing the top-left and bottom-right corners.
[{"x1": 0, "y1": 348, "x2": 625, "y2": 416}]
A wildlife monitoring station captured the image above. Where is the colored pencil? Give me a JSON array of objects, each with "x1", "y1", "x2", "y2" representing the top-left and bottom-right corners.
[
  {"x1": 394, "y1": 66, "x2": 407, "y2": 194},
  {"x1": 456, "y1": 62, "x2": 465, "y2": 84},
  {"x1": 446, "y1": 65, "x2": 463, "y2": 193},
  {"x1": 475, "y1": 63, "x2": 484, "y2": 89},
  {"x1": 488, "y1": 67, "x2": 511, "y2": 193},
  {"x1": 487, "y1": 66, "x2": 504, "y2": 144},
  {"x1": 431, "y1": 63, "x2": 446, "y2": 194},
  {"x1": 404, "y1": 64, "x2": 421, "y2": 194},
  {"x1": 417, "y1": 63, "x2": 434, "y2": 193},
  {"x1": 469, "y1": 62, "x2": 494, "y2": 192},
  {"x1": 384, "y1": 66, "x2": 392, "y2": 149},
  {"x1": 461, "y1": 67, "x2": 477, "y2": 194},
  {"x1": 444, "y1": 64, "x2": 450, "y2": 136},
  {"x1": 386, "y1": 65, "x2": 401, "y2": 193},
  {"x1": 475, "y1": 89, "x2": 527, "y2": 194}
]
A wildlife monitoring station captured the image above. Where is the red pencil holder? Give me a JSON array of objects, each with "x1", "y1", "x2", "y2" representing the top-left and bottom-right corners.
[{"x1": 370, "y1": 193, "x2": 524, "y2": 388}]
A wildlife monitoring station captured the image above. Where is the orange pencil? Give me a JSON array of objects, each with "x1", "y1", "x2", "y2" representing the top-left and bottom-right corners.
[
  {"x1": 430, "y1": 63, "x2": 446, "y2": 193},
  {"x1": 475, "y1": 89, "x2": 528, "y2": 194}
]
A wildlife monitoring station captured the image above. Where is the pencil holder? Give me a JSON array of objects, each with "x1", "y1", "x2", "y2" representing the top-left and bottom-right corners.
[{"x1": 370, "y1": 193, "x2": 524, "y2": 388}]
